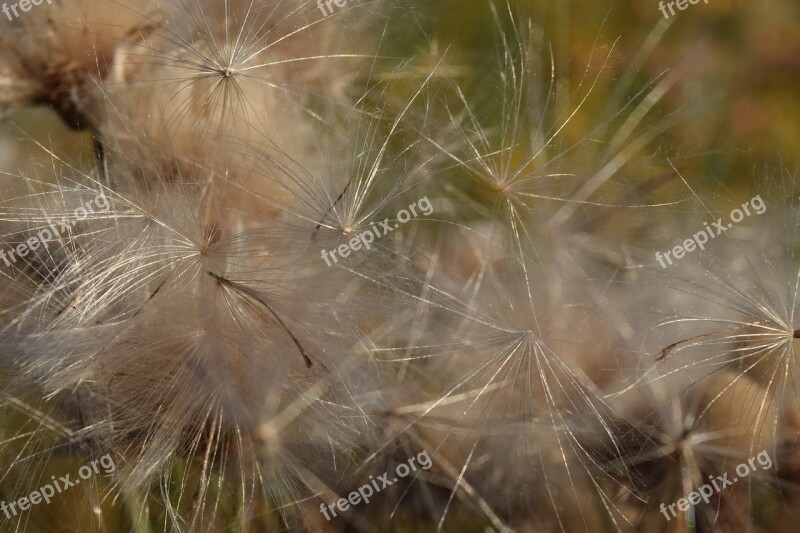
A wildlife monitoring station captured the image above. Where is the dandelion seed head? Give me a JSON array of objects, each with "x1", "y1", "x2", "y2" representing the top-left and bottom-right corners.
[{"x1": 2, "y1": 2, "x2": 788, "y2": 531}]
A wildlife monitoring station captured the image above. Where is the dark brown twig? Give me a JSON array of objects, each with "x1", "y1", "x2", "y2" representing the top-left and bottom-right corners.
[
  {"x1": 656, "y1": 323, "x2": 761, "y2": 361},
  {"x1": 312, "y1": 176, "x2": 354, "y2": 239},
  {"x1": 208, "y1": 271, "x2": 313, "y2": 367}
]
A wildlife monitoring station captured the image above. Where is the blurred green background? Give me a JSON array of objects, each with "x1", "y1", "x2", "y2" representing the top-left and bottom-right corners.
[{"x1": 4, "y1": 0, "x2": 800, "y2": 193}]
